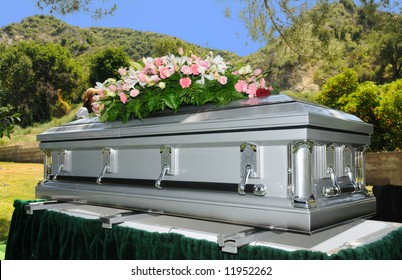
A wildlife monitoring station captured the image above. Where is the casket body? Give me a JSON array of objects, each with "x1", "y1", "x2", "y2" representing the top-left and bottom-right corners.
[{"x1": 36, "y1": 95, "x2": 375, "y2": 233}]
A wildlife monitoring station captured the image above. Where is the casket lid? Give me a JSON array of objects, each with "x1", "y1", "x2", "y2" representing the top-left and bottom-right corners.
[{"x1": 37, "y1": 94, "x2": 373, "y2": 142}]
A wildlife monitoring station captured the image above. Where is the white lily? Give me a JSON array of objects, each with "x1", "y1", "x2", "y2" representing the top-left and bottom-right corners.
[
  {"x1": 212, "y1": 55, "x2": 224, "y2": 65},
  {"x1": 238, "y1": 65, "x2": 252, "y2": 75}
]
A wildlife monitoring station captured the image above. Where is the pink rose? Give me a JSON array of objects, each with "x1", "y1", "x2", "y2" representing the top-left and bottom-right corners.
[
  {"x1": 179, "y1": 77, "x2": 192, "y2": 88},
  {"x1": 180, "y1": 65, "x2": 192, "y2": 75},
  {"x1": 159, "y1": 66, "x2": 174, "y2": 79},
  {"x1": 254, "y1": 69, "x2": 262, "y2": 76},
  {"x1": 108, "y1": 85, "x2": 117, "y2": 92},
  {"x1": 234, "y1": 80, "x2": 248, "y2": 93},
  {"x1": 145, "y1": 63, "x2": 157, "y2": 75},
  {"x1": 178, "y1": 47, "x2": 184, "y2": 55},
  {"x1": 190, "y1": 64, "x2": 200, "y2": 75},
  {"x1": 218, "y1": 76, "x2": 228, "y2": 85},
  {"x1": 119, "y1": 92, "x2": 127, "y2": 104},
  {"x1": 247, "y1": 83, "x2": 258, "y2": 97},
  {"x1": 200, "y1": 60, "x2": 210, "y2": 68},
  {"x1": 259, "y1": 77, "x2": 266, "y2": 87},
  {"x1": 118, "y1": 68, "x2": 127, "y2": 76},
  {"x1": 130, "y1": 89, "x2": 140, "y2": 97},
  {"x1": 150, "y1": 75, "x2": 160, "y2": 83},
  {"x1": 122, "y1": 83, "x2": 130, "y2": 91},
  {"x1": 155, "y1": 57, "x2": 163, "y2": 67},
  {"x1": 138, "y1": 73, "x2": 147, "y2": 83}
]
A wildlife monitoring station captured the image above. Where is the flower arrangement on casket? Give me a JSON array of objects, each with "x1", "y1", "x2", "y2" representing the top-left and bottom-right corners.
[{"x1": 95, "y1": 50, "x2": 276, "y2": 123}]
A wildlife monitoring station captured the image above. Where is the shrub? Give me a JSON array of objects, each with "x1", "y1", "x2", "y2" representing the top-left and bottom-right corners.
[
  {"x1": 89, "y1": 47, "x2": 131, "y2": 86},
  {"x1": 316, "y1": 68, "x2": 358, "y2": 110},
  {"x1": 317, "y1": 72, "x2": 401, "y2": 151},
  {"x1": 340, "y1": 81, "x2": 382, "y2": 150},
  {"x1": 375, "y1": 79, "x2": 402, "y2": 151}
]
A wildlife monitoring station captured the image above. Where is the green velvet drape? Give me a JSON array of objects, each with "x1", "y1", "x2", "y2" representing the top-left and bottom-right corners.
[{"x1": 5, "y1": 200, "x2": 402, "y2": 260}]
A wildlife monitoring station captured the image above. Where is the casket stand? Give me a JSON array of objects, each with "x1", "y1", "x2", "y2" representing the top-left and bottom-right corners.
[{"x1": 5, "y1": 199, "x2": 402, "y2": 259}]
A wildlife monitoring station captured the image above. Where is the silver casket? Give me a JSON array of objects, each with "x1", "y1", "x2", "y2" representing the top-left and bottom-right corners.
[{"x1": 36, "y1": 94, "x2": 376, "y2": 233}]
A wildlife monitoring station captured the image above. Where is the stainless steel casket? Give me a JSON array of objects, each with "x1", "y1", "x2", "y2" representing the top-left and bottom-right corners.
[{"x1": 36, "y1": 94, "x2": 376, "y2": 233}]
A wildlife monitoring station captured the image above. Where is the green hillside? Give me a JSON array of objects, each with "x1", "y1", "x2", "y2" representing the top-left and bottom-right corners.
[
  {"x1": 0, "y1": 15, "x2": 240, "y2": 62},
  {"x1": 0, "y1": 2, "x2": 400, "y2": 151},
  {"x1": 1, "y1": 1, "x2": 400, "y2": 93},
  {"x1": 243, "y1": 1, "x2": 401, "y2": 92}
]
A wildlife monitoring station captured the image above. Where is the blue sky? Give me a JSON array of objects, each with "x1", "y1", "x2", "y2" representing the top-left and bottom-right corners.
[{"x1": 0, "y1": 0, "x2": 266, "y2": 56}]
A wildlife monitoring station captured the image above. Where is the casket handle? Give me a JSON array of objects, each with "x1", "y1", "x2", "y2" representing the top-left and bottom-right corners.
[
  {"x1": 97, "y1": 162, "x2": 109, "y2": 185},
  {"x1": 53, "y1": 163, "x2": 64, "y2": 181},
  {"x1": 322, "y1": 166, "x2": 341, "y2": 197},
  {"x1": 238, "y1": 165, "x2": 253, "y2": 195},
  {"x1": 53, "y1": 149, "x2": 70, "y2": 181},
  {"x1": 346, "y1": 165, "x2": 362, "y2": 193},
  {"x1": 155, "y1": 164, "x2": 169, "y2": 189}
]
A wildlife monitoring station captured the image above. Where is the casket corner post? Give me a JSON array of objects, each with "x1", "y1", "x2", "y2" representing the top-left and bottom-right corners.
[{"x1": 289, "y1": 140, "x2": 316, "y2": 209}]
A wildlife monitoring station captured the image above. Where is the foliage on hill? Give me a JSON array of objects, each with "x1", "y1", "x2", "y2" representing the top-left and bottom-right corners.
[
  {"x1": 0, "y1": 15, "x2": 239, "y2": 62},
  {"x1": 241, "y1": 1, "x2": 401, "y2": 92},
  {"x1": 0, "y1": 41, "x2": 84, "y2": 127}
]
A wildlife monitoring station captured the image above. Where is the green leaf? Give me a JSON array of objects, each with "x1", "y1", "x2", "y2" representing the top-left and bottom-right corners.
[
  {"x1": 162, "y1": 93, "x2": 179, "y2": 111},
  {"x1": 130, "y1": 61, "x2": 143, "y2": 70},
  {"x1": 106, "y1": 106, "x2": 120, "y2": 122}
]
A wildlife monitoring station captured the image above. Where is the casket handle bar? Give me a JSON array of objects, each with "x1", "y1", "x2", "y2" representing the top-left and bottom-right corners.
[
  {"x1": 322, "y1": 166, "x2": 341, "y2": 197},
  {"x1": 53, "y1": 149, "x2": 70, "y2": 181},
  {"x1": 155, "y1": 145, "x2": 177, "y2": 189},
  {"x1": 53, "y1": 162, "x2": 64, "y2": 181},
  {"x1": 96, "y1": 148, "x2": 117, "y2": 185},
  {"x1": 239, "y1": 143, "x2": 264, "y2": 196},
  {"x1": 346, "y1": 165, "x2": 364, "y2": 193},
  {"x1": 238, "y1": 165, "x2": 252, "y2": 195},
  {"x1": 97, "y1": 162, "x2": 109, "y2": 185},
  {"x1": 155, "y1": 164, "x2": 169, "y2": 189},
  {"x1": 323, "y1": 165, "x2": 369, "y2": 198}
]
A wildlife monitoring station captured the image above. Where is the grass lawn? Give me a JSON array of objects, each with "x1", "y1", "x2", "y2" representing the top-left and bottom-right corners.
[
  {"x1": 0, "y1": 108, "x2": 76, "y2": 259},
  {"x1": 0, "y1": 240, "x2": 6, "y2": 259},
  {"x1": 0, "y1": 162, "x2": 42, "y2": 259}
]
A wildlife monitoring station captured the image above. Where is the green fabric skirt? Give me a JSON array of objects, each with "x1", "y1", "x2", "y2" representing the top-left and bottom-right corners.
[{"x1": 5, "y1": 200, "x2": 402, "y2": 260}]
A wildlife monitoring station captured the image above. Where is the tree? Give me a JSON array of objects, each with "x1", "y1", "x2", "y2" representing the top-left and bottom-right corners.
[
  {"x1": 375, "y1": 79, "x2": 402, "y2": 151},
  {"x1": 35, "y1": 0, "x2": 116, "y2": 19},
  {"x1": 33, "y1": 1, "x2": 400, "y2": 60},
  {"x1": 228, "y1": 0, "x2": 400, "y2": 57},
  {"x1": 88, "y1": 47, "x2": 131, "y2": 85},
  {"x1": 367, "y1": 12, "x2": 402, "y2": 81},
  {"x1": 316, "y1": 69, "x2": 402, "y2": 151},
  {"x1": 340, "y1": 81, "x2": 382, "y2": 149},
  {"x1": 152, "y1": 37, "x2": 192, "y2": 58},
  {"x1": 0, "y1": 42, "x2": 84, "y2": 127},
  {"x1": 0, "y1": 106, "x2": 20, "y2": 139}
]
